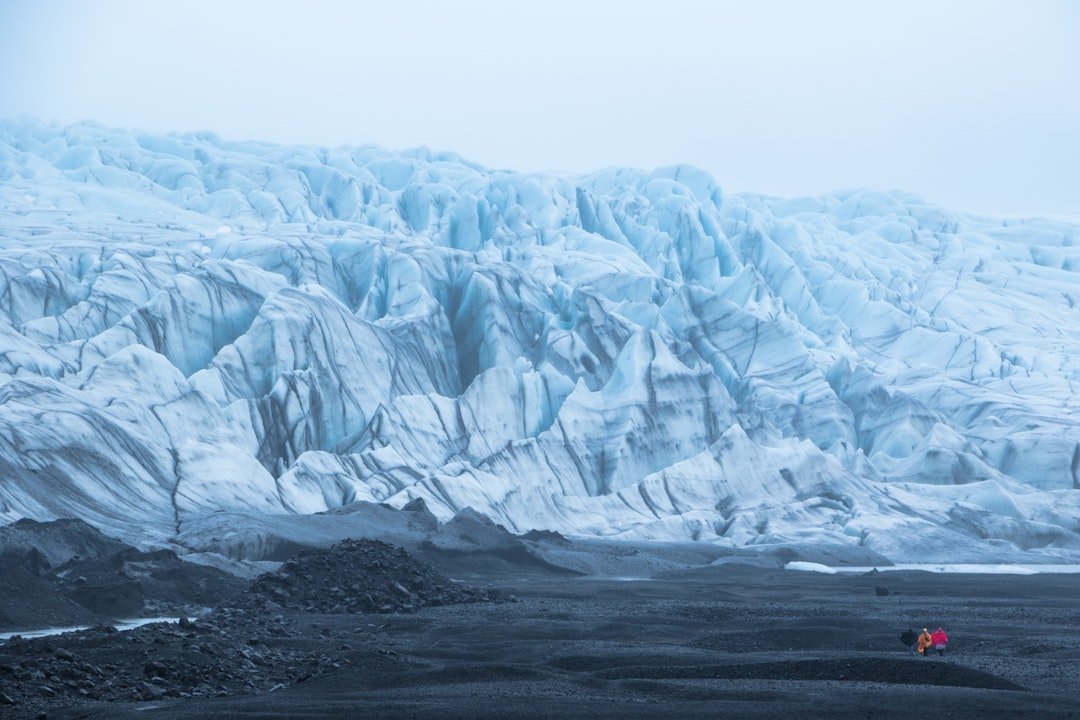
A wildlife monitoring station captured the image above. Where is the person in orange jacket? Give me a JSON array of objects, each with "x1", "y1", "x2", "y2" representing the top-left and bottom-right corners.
[
  {"x1": 917, "y1": 628, "x2": 933, "y2": 656},
  {"x1": 930, "y1": 627, "x2": 949, "y2": 656}
]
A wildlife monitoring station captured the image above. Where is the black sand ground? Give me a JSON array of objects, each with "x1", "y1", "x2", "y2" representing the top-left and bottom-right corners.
[{"x1": 11, "y1": 565, "x2": 1079, "y2": 720}]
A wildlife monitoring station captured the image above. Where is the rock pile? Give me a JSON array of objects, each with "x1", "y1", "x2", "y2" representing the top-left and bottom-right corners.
[
  {"x1": 0, "y1": 612, "x2": 349, "y2": 714},
  {"x1": 244, "y1": 539, "x2": 492, "y2": 614}
]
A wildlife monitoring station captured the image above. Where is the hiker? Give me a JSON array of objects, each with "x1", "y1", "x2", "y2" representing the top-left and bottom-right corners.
[
  {"x1": 931, "y1": 627, "x2": 949, "y2": 656},
  {"x1": 917, "y1": 628, "x2": 933, "y2": 656},
  {"x1": 900, "y1": 628, "x2": 918, "y2": 654}
]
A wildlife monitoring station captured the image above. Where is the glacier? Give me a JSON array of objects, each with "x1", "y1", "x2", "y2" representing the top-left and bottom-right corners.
[{"x1": 0, "y1": 117, "x2": 1077, "y2": 563}]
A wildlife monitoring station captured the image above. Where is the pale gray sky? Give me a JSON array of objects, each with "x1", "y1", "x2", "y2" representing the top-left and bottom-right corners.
[{"x1": 1, "y1": 0, "x2": 1078, "y2": 216}]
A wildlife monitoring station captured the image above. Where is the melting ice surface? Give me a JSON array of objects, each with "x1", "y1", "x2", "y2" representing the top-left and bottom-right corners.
[{"x1": 0, "y1": 118, "x2": 1078, "y2": 564}]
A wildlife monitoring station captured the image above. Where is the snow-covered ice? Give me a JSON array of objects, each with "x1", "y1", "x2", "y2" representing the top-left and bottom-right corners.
[
  {"x1": 832, "y1": 564, "x2": 1080, "y2": 575},
  {"x1": 0, "y1": 118, "x2": 1077, "y2": 563},
  {"x1": 784, "y1": 562, "x2": 838, "y2": 574}
]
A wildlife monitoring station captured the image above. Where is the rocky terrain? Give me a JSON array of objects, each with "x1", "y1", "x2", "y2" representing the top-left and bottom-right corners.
[
  {"x1": 0, "y1": 611, "x2": 344, "y2": 712},
  {"x1": 1, "y1": 515, "x2": 1079, "y2": 719},
  {"x1": 1, "y1": 566, "x2": 1076, "y2": 720},
  {"x1": 0, "y1": 536, "x2": 499, "y2": 717}
]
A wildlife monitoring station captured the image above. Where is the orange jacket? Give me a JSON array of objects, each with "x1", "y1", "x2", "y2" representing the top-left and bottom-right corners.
[{"x1": 917, "y1": 630, "x2": 933, "y2": 653}]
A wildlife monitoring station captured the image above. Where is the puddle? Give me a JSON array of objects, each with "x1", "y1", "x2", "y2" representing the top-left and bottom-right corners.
[{"x1": 0, "y1": 616, "x2": 182, "y2": 642}]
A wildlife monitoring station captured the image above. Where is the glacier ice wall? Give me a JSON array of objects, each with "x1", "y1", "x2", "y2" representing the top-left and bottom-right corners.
[{"x1": 0, "y1": 118, "x2": 1078, "y2": 562}]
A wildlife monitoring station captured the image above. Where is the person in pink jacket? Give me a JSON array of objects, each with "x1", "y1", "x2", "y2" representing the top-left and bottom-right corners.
[{"x1": 930, "y1": 627, "x2": 949, "y2": 656}]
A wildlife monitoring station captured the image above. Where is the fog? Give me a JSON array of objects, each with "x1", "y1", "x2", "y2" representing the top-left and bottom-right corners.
[{"x1": 1, "y1": 0, "x2": 1077, "y2": 216}]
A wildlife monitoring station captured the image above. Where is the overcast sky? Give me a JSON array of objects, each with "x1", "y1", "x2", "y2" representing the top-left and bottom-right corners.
[{"x1": 1, "y1": 0, "x2": 1077, "y2": 216}]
